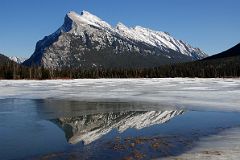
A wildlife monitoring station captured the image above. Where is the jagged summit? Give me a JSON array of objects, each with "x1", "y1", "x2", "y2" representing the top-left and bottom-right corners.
[
  {"x1": 67, "y1": 10, "x2": 99, "y2": 22},
  {"x1": 67, "y1": 11, "x2": 79, "y2": 17},
  {"x1": 116, "y1": 22, "x2": 128, "y2": 30},
  {"x1": 24, "y1": 10, "x2": 207, "y2": 69},
  {"x1": 64, "y1": 10, "x2": 112, "y2": 32},
  {"x1": 67, "y1": 10, "x2": 98, "y2": 20}
]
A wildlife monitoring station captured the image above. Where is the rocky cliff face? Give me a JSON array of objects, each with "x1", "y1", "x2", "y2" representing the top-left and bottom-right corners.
[
  {"x1": 53, "y1": 110, "x2": 184, "y2": 145},
  {"x1": 24, "y1": 11, "x2": 207, "y2": 69}
]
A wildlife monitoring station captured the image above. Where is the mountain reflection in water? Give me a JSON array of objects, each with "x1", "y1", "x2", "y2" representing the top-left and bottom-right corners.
[
  {"x1": 2, "y1": 99, "x2": 240, "y2": 160},
  {"x1": 51, "y1": 110, "x2": 184, "y2": 144}
]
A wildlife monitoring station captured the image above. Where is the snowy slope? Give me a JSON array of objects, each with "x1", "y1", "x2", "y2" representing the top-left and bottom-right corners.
[{"x1": 116, "y1": 23, "x2": 206, "y2": 59}]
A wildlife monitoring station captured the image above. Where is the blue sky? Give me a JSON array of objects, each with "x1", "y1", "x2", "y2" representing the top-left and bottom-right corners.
[{"x1": 0, "y1": 0, "x2": 239, "y2": 57}]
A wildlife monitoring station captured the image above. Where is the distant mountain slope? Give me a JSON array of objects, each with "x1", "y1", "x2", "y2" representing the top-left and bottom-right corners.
[
  {"x1": 0, "y1": 53, "x2": 10, "y2": 62},
  {"x1": 24, "y1": 11, "x2": 207, "y2": 69},
  {"x1": 204, "y1": 43, "x2": 240, "y2": 60},
  {"x1": 152, "y1": 43, "x2": 240, "y2": 78},
  {"x1": 9, "y1": 56, "x2": 27, "y2": 64},
  {"x1": 0, "y1": 54, "x2": 15, "y2": 66}
]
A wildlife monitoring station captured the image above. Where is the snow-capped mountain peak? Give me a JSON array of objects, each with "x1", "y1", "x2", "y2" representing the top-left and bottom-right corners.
[
  {"x1": 65, "y1": 10, "x2": 112, "y2": 32},
  {"x1": 24, "y1": 10, "x2": 207, "y2": 68},
  {"x1": 64, "y1": 11, "x2": 205, "y2": 58}
]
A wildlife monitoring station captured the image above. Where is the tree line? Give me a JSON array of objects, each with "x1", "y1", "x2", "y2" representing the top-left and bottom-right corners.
[{"x1": 0, "y1": 56, "x2": 240, "y2": 79}]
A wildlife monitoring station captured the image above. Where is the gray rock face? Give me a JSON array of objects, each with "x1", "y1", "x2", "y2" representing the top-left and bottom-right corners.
[
  {"x1": 24, "y1": 11, "x2": 207, "y2": 69},
  {"x1": 53, "y1": 110, "x2": 184, "y2": 144}
]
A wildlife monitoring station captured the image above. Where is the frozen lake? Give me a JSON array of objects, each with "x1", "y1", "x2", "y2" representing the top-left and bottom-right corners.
[
  {"x1": 0, "y1": 78, "x2": 240, "y2": 159},
  {"x1": 1, "y1": 78, "x2": 240, "y2": 111}
]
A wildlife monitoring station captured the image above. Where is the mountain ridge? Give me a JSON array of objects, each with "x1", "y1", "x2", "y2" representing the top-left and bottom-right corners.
[
  {"x1": 0, "y1": 53, "x2": 12, "y2": 66},
  {"x1": 203, "y1": 43, "x2": 240, "y2": 60}
]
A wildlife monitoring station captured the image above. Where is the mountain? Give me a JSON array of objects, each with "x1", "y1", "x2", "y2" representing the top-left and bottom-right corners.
[
  {"x1": 9, "y1": 56, "x2": 26, "y2": 64},
  {"x1": 52, "y1": 110, "x2": 184, "y2": 145},
  {"x1": 0, "y1": 54, "x2": 10, "y2": 66},
  {"x1": 24, "y1": 11, "x2": 207, "y2": 69},
  {"x1": 152, "y1": 43, "x2": 240, "y2": 78},
  {"x1": 204, "y1": 43, "x2": 240, "y2": 60},
  {"x1": 0, "y1": 53, "x2": 17, "y2": 66}
]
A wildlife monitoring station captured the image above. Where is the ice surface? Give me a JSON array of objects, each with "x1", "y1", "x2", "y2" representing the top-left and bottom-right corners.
[
  {"x1": 163, "y1": 127, "x2": 240, "y2": 160},
  {"x1": 0, "y1": 78, "x2": 240, "y2": 112},
  {"x1": 1, "y1": 78, "x2": 240, "y2": 159}
]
